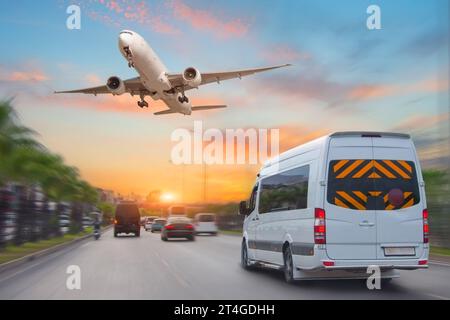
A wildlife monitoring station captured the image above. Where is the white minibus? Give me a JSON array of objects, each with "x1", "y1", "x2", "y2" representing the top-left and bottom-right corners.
[{"x1": 239, "y1": 132, "x2": 429, "y2": 282}]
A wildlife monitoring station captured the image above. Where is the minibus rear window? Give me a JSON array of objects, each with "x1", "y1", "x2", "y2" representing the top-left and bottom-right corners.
[
  {"x1": 198, "y1": 215, "x2": 215, "y2": 222},
  {"x1": 327, "y1": 160, "x2": 420, "y2": 211}
]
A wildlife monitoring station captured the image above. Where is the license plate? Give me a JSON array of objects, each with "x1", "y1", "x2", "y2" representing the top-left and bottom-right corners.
[{"x1": 384, "y1": 247, "x2": 415, "y2": 256}]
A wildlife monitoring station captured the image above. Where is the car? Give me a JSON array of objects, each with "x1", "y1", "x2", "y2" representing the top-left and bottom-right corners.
[
  {"x1": 150, "y1": 219, "x2": 167, "y2": 232},
  {"x1": 161, "y1": 217, "x2": 195, "y2": 241},
  {"x1": 239, "y1": 131, "x2": 429, "y2": 283},
  {"x1": 143, "y1": 216, "x2": 159, "y2": 231},
  {"x1": 114, "y1": 201, "x2": 141, "y2": 237},
  {"x1": 194, "y1": 213, "x2": 218, "y2": 235}
]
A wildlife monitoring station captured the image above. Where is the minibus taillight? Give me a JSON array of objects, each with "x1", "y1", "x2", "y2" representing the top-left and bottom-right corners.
[
  {"x1": 423, "y1": 209, "x2": 429, "y2": 244},
  {"x1": 323, "y1": 261, "x2": 335, "y2": 267},
  {"x1": 314, "y1": 208, "x2": 326, "y2": 244}
]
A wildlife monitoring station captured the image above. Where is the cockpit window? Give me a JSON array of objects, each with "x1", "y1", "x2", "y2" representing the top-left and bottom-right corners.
[{"x1": 120, "y1": 31, "x2": 133, "y2": 35}]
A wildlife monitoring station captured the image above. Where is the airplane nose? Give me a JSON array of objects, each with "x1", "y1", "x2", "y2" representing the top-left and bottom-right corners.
[
  {"x1": 118, "y1": 30, "x2": 133, "y2": 47},
  {"x1": 119, "y1": 34, "x2": 130, "y2": 47}
]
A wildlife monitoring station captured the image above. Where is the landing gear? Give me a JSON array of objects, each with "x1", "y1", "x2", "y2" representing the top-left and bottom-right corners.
[
  {"x1": 137, "y1": 100, "x2": 148, "y2": 108},
  {"x1": 128, "y1": 62, "x2": 135, "y2": 68},
  {"x1": 137, "y1": 94, "x2": 148, "y2": 108},
  {"x1": 178, "y1": 95, "x2": 189, "y2": 103}
]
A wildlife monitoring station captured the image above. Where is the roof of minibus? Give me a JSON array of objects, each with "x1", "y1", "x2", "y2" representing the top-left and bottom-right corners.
[{"x1": 261, "y1": 131, "x2": 411, "y2": 169}]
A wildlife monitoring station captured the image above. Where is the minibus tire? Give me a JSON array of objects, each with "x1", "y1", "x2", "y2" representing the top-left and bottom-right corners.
[
  {"x1": 241, "y1": 241, "x2": 253, "y2": 270},
  {"x1": 283, "y1": 246, "x2": 295, "y2": 284}
]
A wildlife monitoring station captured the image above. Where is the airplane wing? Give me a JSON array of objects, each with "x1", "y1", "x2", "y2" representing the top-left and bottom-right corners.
[
  {"x1": 154, "y1": 105, "x2": 227, "y2": 116},
  {"x1": 54, "y1": 77, "x2": 152, "y2": 95},
  {"x1": 167, "y1": 64, "x2": 291, "y2": 91}
]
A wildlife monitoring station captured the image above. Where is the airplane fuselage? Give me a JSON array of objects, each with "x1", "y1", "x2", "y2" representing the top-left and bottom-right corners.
[{"x1": 118, "y1": 30, "x2": 192, "y2": 115}]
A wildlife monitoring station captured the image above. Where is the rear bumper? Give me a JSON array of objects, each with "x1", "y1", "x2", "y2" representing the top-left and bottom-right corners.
[
  {"x1": 114, "y1": 225, "x2": 139, "y2": 233},
  {"x1": 166, "y1": 231, "x2": 194, "y2": 238},
  {"x1": 196, "y1": 229, "x2": 218, "y2": 234},
  {"x1": 320, "y1": 259, "x2": 428, "y2": 271}
]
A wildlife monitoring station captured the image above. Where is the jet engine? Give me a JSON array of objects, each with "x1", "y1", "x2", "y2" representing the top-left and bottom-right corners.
[
  {"x1": 182, "y1": 67, "x2": 202, "y2": 87},
  {"x1": 106, "y1": 76, "x2": 126, "y2": 95}
]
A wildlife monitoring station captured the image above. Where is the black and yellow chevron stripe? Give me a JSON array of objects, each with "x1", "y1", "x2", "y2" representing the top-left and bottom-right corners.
[
  {"x1": 332, "y1": 159, "x2": 413, "y2": 180},
  {"x1": 328, "y1": 159, "x2": 419, "y2": 211}
]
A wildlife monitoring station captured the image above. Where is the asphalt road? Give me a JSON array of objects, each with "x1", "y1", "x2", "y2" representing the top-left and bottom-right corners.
[{"x1": 0, "y1": 229, "x2": 449, "y2": 300}]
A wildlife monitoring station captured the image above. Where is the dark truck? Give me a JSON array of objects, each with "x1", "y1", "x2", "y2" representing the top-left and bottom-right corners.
[{"x1": 114, "y1": 201, "x2": 141, "y2": 237}]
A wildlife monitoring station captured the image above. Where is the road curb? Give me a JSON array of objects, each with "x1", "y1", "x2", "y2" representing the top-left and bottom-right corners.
[{"x1": 0, "y1": 225, "x2": 113, "y2": 275}]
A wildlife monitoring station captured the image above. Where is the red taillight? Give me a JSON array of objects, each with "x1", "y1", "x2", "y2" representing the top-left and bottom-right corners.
[
  {"x1": 186, "y1": 224, "x2": 193, "y2": 229},
  {"x1": 114, "y1": 219, "x2": 118, "y2": 225},
  {"x1": 419, "y1": 260, "x2": 428, "y2": 265},
  {"x1": 323, "y1": 261, "x2": 335, "y2": 267},
  {"x1": 314, "y1": 208, "x2": 326, "y2": 244},
  {"x1": 423, "y1": 209, "x2": 429, "y2": 244},
  {"x1": 165, "y1": 225, "x2": 175, "y2": 230}
]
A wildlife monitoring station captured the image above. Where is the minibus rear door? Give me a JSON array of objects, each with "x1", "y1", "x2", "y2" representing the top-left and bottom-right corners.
[
  {"x1": 325, "y1": 137, "x2": 378, "y2": 260},
  {"x1": 372, "y1": 138, "x2": 424, "y2": 259}
]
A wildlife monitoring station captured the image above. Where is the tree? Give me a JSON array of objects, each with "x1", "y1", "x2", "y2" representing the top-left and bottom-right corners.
[{"x1": 0, "y1": 100, "x2": 99, "y2": 244}]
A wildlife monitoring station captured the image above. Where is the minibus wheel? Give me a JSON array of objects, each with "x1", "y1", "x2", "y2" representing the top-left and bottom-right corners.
[
  {"x1": 241, "y1": 241, "x2": 252, "y2": 270},
  {"x1": 283, "y1": 246, "x2": 295, "y2": 284}
]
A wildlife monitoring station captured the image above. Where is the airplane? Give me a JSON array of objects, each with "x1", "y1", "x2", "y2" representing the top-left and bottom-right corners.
[{"x1": 55, "y1": 30, "x2": 291, "y2": 116}]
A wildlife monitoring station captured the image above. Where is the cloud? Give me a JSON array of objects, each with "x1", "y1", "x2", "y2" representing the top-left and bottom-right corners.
[
  {"x1": 390, "y1": 112, "x2": 450, "y2": 169},
  {"x1": 392, "y1": 112, "x2": 449, "y2": 133},
  {"x1": 34, "y1": 91, "x2": 227, "y2": 115},
  {"x1": 249, "y1": 67, "x2": 449, "y2": 109},
  {"x1": 84, "y1": 0, "x2": 181, "y2": 35},
  {"x1": 0, "y1": 65, "x2": 49, "y2": 83},
  {"x1": 261, "y1": 45, "x2": 311, "y2": 64},
  {"x1": 277, "y1": 125, "x2": 329, "y2": 152},
  {"x1": 401, "y1": 30, "x2": 449, "y2": 58},
  {"x1": 167, "y1": 0, "x2": 249, "y2": 38},
  {"x1": 347, "y1": 84, "x2": 398, "y2": 101},
  {"x1": 85, "y1": 74, "x2": 102, "y2": 86}
]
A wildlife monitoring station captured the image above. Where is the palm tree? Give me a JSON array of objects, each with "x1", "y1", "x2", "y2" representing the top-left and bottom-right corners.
[{"x1": 0, "y1": 100, "x2": 99, "y2": 245}]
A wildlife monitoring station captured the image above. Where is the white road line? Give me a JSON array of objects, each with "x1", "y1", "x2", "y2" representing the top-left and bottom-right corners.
[
  {"x1": 154, "y1": 249, "x2": 190, "y2": 288},
  {"x1": 426, "y1": 293, "x2": 450, "y2": 300}
]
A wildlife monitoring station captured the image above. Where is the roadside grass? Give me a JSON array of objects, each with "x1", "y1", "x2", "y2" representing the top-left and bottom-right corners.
[
  {"x1": 431, "y1": 246, "x2": 450, "y2": 257},
  {"x1": 0, "y1": 228, "x2": 93, "y2": 265}
]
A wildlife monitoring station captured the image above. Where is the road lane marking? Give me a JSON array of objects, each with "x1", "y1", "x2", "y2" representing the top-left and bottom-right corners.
[
  {"x1": 154, "y1": 249, "x2": 190, "y2": 288},
  {"x1": 426, "y1": 293, "x2": 450, "y2": 300}
]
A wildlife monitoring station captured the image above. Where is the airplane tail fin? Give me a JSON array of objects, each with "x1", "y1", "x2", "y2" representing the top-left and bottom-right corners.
[{"x1": 154, "y1": 105, "x2": 227, "y2": 116}]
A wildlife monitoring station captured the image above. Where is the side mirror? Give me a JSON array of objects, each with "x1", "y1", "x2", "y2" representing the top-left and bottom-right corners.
[{"x1": 239, "y1": 201, "x2": 248, "y2": 216}]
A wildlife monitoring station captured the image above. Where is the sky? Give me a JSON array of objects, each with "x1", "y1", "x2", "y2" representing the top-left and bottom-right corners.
[{"x1": 0, "y1": 0, "x2": 448, "y2": 203}]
